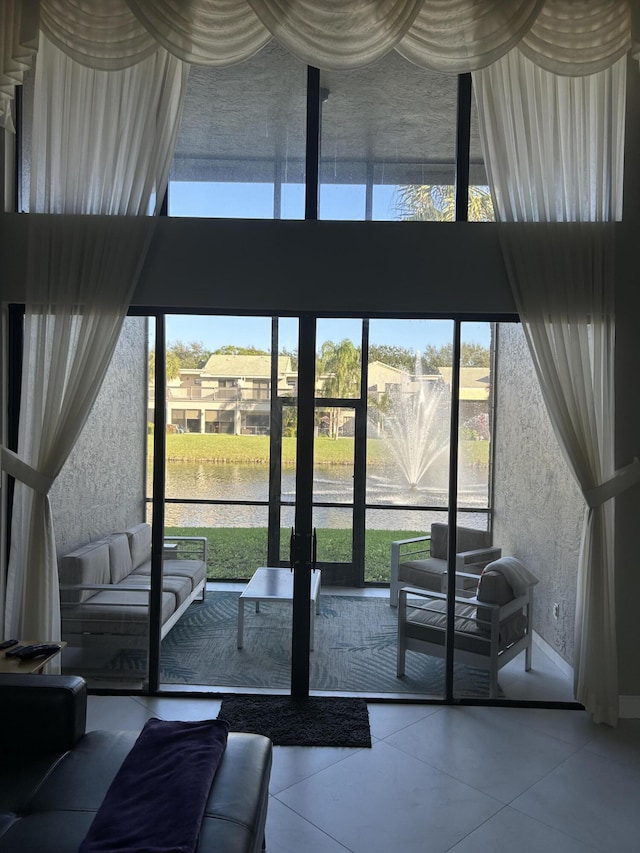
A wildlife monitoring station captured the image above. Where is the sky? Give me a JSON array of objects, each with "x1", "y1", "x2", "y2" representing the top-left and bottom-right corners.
[{"x1": 163, "y1": 315, "x2": 491, "y2": 354}]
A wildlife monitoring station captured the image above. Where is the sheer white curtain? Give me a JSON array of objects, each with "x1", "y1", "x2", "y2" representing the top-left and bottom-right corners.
[
  {"x1": 474, "y1": 50, "x2": 635, "y2": 725},
  {"x1": 3, "y1": 34, "x2": 186, "y2": 641},
  {"x1": 1, "y1": 0, "x2": 631, "y2": 118}
]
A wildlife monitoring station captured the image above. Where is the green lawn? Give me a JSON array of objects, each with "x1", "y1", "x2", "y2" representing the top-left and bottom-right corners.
[
  {"x1": 157, "y1": 433, "x2": 488, "y2": 467},
  {"x1": 166, "y1": 526, "x2": 426, "y2": 583}
]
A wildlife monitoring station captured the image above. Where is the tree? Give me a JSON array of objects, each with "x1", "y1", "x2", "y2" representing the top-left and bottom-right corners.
[
  {"x1": 318, "y1": 339, "x2": 361, "y2": 398},
  {"x1": 212, "y1": 345, "x2": 269, "y2": 357},
  {"x1": 394, "y1": 184, "x2": 495, "y2": 222},
  {"x1": 368, "y1": 344, "x2": 415, "y2": 373},
  {"x1": 280, "y1": 346, "x2": 299, "y2": 371},
  {"x1": 422, "y1": 342, "x2": 490, "y2": 372},
  {"x1": 168, "y1": 340, "x2": 211, "y2": 369},
  {"x1": 148, "y1": 349, "x2": 181, "y2": 383},
  {"x1": 317, "y1": 339, "x2": 361, "y2": 438}
]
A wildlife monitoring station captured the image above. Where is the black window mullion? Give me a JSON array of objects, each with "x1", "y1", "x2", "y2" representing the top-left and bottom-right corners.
[
  {"x1": 305, "y1": 66, "x2": 321, "y2": 221},
  {"x1": 455, "y1": 73, "x2": 472, "y2": 223},
  {"x1": 268, "y1": 318, "x2": 283, "y2": 567},
  {"x1": 14, "y1": 86, "x2": 22, "y2": 213},
  {"x1": 148, "y1": 314, "x2": 167, "y2": 693},
  {"x1": 445, "y1": 320, "x2": 463, "y2": 701}
]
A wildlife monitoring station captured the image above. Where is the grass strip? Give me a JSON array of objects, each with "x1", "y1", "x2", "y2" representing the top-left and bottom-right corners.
[
  {"x1": 166, "y1": 526, "x2": 425, "y2": 583},
  {"x1": 156, "y1": 434, "x2": 488, "y2": 467}
]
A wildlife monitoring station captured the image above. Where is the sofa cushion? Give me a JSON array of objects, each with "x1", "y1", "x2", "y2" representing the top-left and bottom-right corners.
[
  {"x1": 124, "y1": 573, "x2": 193, "y2": 608},
  {"x1": 0, "y1": 730, "x2": 272, "y2": 853},
  {"x1": 61, "y1": 589, "x2": 175, "y2": 636},
  {"x1": 133, "y1": 559, "x2": 206, "y2": 593},
  {"x1": 59, "y1": 541, "x2": 110, "y2": 604},
  {"x1": 106, "y1": 533, "x2": 133, "y2": 584},
  {"x1": 126, "y1": 523, "x2": 152, "y2": 571}
]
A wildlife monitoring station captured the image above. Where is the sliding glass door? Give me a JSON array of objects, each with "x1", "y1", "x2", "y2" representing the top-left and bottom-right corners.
[{"x1": 147, "y1": 312, "x2": 500, "y2": 699}]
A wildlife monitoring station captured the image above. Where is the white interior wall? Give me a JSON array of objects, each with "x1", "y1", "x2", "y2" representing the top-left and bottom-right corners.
[{"x1": 50, "y1": 316, "x2": 148, "y2": 558}]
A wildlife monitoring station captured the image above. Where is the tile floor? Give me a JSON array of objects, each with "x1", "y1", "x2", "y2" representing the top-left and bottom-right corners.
[{"x1": 87, "y1": 692, "x2": 640, "y2": 853}]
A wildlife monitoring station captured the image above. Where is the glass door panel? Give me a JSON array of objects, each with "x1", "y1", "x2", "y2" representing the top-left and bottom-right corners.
[
  {"x1": 365, "y1": 318, "x2": 456, "y2": 698},
  {"x1": 158, "y1": 314, "x2": 284, "y2": 690},
  {"x1": 366, "y1": 318, "x2": 454, "y2": 510},
  {"x1": 452, "y1": 320, "x2": 504, "y2": 700}
]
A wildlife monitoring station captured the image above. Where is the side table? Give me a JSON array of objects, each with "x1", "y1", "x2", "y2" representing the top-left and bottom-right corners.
[{"x1": 0, "y1": 641, "x2": 66, "y2": 675}]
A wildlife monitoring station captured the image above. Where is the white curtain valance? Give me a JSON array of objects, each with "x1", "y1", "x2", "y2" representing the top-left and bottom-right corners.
[
  {"x1": 520, "y1": 0, "x2": 633, "y2": 76},
  {"x1": 396, "y1": 0, "x2": 546, "y2": 73},
  {"x1": 0, "y1": 0, "x2": 39, "y2": 130},
  {"x1": 40, "y1": 0, "x2": 157, "y2": 70},
  {"x1": 3, "y1": 0, "x2": 634, "y2": 78}
]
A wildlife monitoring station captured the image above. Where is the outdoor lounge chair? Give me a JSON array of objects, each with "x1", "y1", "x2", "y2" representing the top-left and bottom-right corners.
[
  {"x1": 389, "y1": 522, "x2": 501, "y2": 607},
  {"x1": 396, "y1": 557, "x2": 538, "y2": 698}
]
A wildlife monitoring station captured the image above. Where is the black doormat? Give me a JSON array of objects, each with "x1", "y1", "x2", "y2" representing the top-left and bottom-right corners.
[{"x1": 218, "y1": 695, "x2": 371, "y2": 748}]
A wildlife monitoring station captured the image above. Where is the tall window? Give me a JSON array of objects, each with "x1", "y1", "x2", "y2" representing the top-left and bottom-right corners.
[{"x1": 165, "y1": 50, "x2": 490, "y2": 223}]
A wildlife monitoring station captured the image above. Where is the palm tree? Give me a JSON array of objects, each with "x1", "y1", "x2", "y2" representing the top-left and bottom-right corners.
[
  {"x1": 317, "y1": 339, "x2": 361, "y2": 438},
  {"x1": 394, "y1": 184, "x2": 494, "y2": 222}
]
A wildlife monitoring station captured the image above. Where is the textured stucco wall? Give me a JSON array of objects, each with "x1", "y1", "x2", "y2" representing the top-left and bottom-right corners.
[
  {"x1": 52, "y1": 317, "x2": 148, "y2": 558},
  {"x1": 492, "y1": 323, "x2": 584, "y2": 665}
]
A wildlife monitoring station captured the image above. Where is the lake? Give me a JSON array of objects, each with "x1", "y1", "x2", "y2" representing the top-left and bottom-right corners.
[{"x1": 153, "y1": 461, "x2": 488, "y2": 531}]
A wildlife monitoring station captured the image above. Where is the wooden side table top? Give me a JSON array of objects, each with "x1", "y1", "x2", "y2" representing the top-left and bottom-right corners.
[{"x1": 0, "y1": 640, "x2": 66, "y2": 675}]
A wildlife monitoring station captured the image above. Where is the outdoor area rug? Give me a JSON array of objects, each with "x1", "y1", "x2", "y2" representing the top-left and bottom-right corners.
[
  {"x1": 107, "y1": 591, "x2": 502, "y2": 697},
  {"x1": 218, "y1": 694, "x2": 371, "y2": 747}
]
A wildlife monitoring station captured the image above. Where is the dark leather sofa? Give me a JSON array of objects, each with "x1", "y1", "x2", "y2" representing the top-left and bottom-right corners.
[{"x1": 0, "y1": 675, "x2": 272, "y2": 853}]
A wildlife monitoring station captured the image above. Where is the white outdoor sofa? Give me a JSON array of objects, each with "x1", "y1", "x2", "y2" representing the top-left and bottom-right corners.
[{"x1": 59, "y1": 522, "x2": 207, "y2": 653}]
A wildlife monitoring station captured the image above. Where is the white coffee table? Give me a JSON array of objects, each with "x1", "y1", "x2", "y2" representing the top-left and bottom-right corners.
[{"x1": 237, "y1": 567, "x2": 322, "y2": 650}]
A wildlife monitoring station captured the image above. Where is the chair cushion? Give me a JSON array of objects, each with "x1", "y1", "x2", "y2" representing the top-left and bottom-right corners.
[
  {"x1": 430, "y1": 523, "x2": 492, "y2": 560},
  {"x1": 405, "y1": 586, "x2": 527, "y2": 654},
  {"x1": 405, "y1": 598, "x2": 490, "y2": 656},
  {"x1": 398, "y1": 557, "x2": 447, "y2": 591},
  {"x1": 398, "y1": 557, "x2": 477, "y2": 593},
  {"x1": 477, "y1": 568, "x2": 514, "y2": 606},
  {"x1": 476, "y1": 569, "x2": 527, "y2": 648}
]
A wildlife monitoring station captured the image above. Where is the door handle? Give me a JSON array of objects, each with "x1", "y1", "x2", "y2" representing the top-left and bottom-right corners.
[
  {"x1": 312, "y1": 528, "x2": 317, "y2": 572},
  {"x1": 289, "y1": 528, "x2": 317, "y2": 572},
  {"x1": 289, "y1": 527, "x2": 295, "y2": 571}
]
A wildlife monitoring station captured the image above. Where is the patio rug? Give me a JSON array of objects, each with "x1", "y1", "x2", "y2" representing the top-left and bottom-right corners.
[
  {"x1": 218, "y1": 694, "x2": 371, "y2": 747},
  {"x1": 107, "y1": 591, "x2": 502, "y2": 697}
]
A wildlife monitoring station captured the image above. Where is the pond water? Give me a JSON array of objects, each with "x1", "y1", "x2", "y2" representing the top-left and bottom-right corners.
[{"x1": 153, "y1": 461, "x2": 487, "y2": 531}]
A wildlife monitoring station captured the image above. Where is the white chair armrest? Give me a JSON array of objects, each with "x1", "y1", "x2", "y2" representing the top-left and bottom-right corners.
[
  {"x1": 455, "y1": 546, "x2": 501, "y2": 570},
  {"x1": 391, "y1": 535, "x2": 431, "y2": 548}
]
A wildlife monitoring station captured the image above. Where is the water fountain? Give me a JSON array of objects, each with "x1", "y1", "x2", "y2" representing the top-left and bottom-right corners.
[{"x1": 367, "y1": 353, "x2": 451, "y2": 505}]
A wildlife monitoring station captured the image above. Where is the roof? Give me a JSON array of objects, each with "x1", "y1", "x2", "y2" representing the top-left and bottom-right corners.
[
  {"x1": 438, "y1": 367, "x2": 490, "y2": 399},
  {"x1": 201, "y1": 354, "x2": 292, "y2": 378}
]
